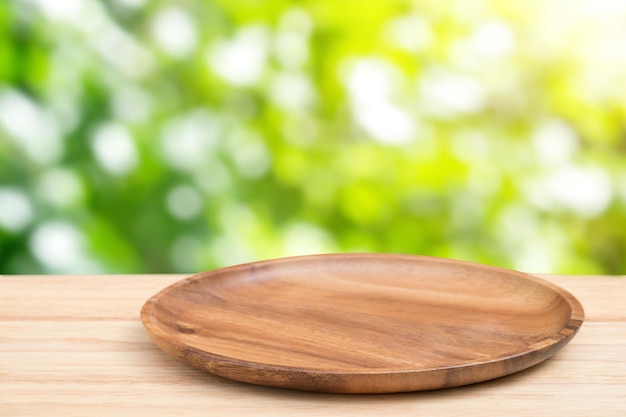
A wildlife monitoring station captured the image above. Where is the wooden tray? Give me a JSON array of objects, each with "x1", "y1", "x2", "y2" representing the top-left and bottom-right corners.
[{"x1": 141, "y1": 254, "x2": 584, "y2": 394}]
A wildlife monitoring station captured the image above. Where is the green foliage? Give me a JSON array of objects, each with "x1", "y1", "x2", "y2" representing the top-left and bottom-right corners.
[{"x1": 1, "y1": 0, "x2": 625, "y2": 274}]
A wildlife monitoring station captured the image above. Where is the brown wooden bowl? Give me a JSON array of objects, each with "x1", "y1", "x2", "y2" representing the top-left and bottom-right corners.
[{"x1": 141, "y1": 253, "x2": 584, "y2": 393}]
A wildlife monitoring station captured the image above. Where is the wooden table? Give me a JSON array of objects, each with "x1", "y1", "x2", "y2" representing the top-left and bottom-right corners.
[{"x1": 1, "y1": 274, "x2": 625, "y2": 416}]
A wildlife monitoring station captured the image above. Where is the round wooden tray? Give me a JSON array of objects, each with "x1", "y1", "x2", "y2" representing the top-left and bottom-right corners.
[{"x1": 141, "y1": 254, "x2": 584, "y2": 393}]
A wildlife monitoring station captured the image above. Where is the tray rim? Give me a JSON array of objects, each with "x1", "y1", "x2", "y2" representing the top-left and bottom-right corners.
[{"x1": 140, "y1": 253, "x2": 584, "y2": 391}]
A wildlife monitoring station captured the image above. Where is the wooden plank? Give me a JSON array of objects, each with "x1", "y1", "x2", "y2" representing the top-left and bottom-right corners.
[
  {"x1": 0, "y1": 275, "x2": 183, "y2": 320},
  {"x1": 0, "y1": 274, "x2": 625, "y2": 416}
]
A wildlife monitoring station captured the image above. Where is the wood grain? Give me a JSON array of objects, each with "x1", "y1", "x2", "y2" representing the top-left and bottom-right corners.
[
  {"x1": 0, "y1": 272, "x2": 624, "y2": 416},
  {"x1": 141, "y1": 254, "x2": 583, "y2": 393}
]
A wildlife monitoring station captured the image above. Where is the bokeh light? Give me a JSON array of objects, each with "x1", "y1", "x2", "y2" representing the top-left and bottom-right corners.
[{"x1": 1, "y1": 0, "x2": 625, "y2": 275}]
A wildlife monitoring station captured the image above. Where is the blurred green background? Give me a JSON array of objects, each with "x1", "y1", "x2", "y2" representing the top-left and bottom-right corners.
[{"x1": 1, "y1": 0, "x2": 625, "y2": 275}]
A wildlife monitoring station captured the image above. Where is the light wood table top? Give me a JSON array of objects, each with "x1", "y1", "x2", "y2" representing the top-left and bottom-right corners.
[{"x1": 1, "y1": 273, "x2": 625, "y2": 416}]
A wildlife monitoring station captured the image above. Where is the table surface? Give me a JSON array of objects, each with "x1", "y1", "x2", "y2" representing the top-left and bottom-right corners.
[{"x1": 1, "y1": 273, "x2": 625, "y2": 416}]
